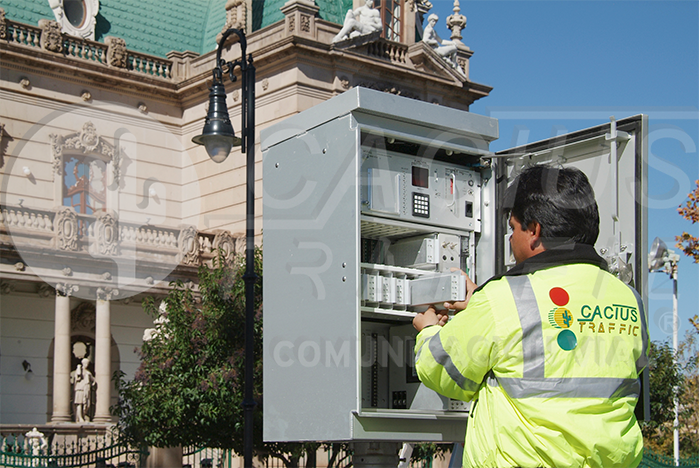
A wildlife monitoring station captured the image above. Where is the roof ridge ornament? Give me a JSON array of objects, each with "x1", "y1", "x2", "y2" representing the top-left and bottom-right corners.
[{"x1": 446, "y1": 0, "x2": 467, "y2": 43}]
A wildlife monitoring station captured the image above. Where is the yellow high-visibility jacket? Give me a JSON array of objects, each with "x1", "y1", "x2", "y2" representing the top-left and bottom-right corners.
[{"x1": 415, "y1": 245, "x2": 648, "y2": 468}]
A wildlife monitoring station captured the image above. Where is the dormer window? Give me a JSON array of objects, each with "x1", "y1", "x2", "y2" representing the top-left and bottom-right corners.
[
  {"x1": 48, "y1": 0, "x2": 99, "y2": 40},
  {"x1": 64, "y1": 0, "x2": 87, "y2": 28}
]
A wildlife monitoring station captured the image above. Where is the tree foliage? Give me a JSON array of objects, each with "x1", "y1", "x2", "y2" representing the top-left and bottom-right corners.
[
  {"x1": 641, "y1": 318, "x2": 699, "y2": 458},
  {"x1": 112, "y1": 249, "x2": 263, "y2": 453},
  {"x1": 675, "y1": 180, "x2": 698, "y2": 262},
  {"x1": 112, "y1": 248, "x2": 347, "y2": 467}
]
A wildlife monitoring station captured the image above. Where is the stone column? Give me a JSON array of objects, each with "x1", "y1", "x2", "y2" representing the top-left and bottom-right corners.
[
  {"x1": 52, "y1": 283, "x2": 78, "y2": 423},
  {"x1": 94, "y1": 288, "x2": 117, "y2": 423}
]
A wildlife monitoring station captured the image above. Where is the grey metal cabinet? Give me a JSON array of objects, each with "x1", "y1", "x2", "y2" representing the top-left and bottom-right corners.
[{"x1": 261, "y1": 87, "x2": 648, "y2": 442}]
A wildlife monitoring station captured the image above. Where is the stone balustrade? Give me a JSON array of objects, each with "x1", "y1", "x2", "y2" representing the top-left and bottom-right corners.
[
  {"x1": 128, "y1": 52, "x2": 172, "y2": 79},
  {"x1": 4, "y1": 20, "x2": 41, "y2": 48},
  {"x1": 366, "y1": 39, "x2": 408, "y2": 64},
  {"x1": 3, "y1": 15, "x2": 173, "y2": 80},
  {"x1": 63, "y1": 36, "x2": 108, "y2": 65},
  {"x1": 0, "y1": 205, "x2": 237, "y2": 267}
]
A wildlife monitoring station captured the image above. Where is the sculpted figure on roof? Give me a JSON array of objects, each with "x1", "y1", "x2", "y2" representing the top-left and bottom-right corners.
[
  {"x1": 332, "y1": 0, "x2": 382, "y2": 43},
  {"x1": 423, "y1": 13, "x2": 465, "y2": 77}
]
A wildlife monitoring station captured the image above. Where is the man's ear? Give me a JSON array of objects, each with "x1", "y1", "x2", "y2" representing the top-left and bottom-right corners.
[{"x1": 529, "y1": 222, "x2": 542, "y2": 250}]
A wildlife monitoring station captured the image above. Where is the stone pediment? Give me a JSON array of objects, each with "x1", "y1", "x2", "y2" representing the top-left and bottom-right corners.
[
  {"x1": 330, "y1": 36, "x2": 468, "y2": 84},
  {"x1": 407, "y1": 41, "x2": 469, "y2": 82}
]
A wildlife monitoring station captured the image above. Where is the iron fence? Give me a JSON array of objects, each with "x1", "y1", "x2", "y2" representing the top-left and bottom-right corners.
[{"x1": 0, "y1": 430, "x2": 146, "y2": 468}]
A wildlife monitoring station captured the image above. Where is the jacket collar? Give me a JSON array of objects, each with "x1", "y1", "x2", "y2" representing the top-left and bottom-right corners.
[{"x1": 476, "y1": 243, "x2": 609, "y2": 292}]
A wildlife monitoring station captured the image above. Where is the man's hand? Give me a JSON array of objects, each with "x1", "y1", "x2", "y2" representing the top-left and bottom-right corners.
[
  {"x1": 443, "y1": 268, "x2": 478, "y2": 313},
  {"x1": 413, "y1": 306, "x2": 449, "y2": 332}
]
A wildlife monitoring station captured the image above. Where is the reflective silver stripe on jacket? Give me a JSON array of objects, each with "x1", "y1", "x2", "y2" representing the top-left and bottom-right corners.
[
  {"x1": 500, "y1": 275, "x2": 641, "y2": 400},
  {"x1": 428, "y1": 331, "x2": 481, "y2": 393},
  {"x1": 506, "y1": 276, "x2": 545, "y2": 379},
  {"x1": 498, "y1": 377, "x2": 640, "y2": 399}
]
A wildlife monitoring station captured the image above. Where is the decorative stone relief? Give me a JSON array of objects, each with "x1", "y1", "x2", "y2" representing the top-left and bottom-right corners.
[
  {"x1": 54, "y1": 207, "x2": 79, "y2": 251},
  {"x1": 14, "y1": 262, "x2": 25, "y2": 271},
  {"x1": 38, "y1": 284, "x2": 54, "y2": 298},
  {"x1": 218, "y1": 0, "x2": 247, "y2": 44},
  {"x1": 262, "y1": 78, "x2": 269, "y2": 91},
  {"x1": 71, "y1": 301, "x2": 95, "y2": 332},
  {"x1": 0, "y1": 8, "x2": 7, "y2": 40},
  {"x1": 106, "y1": 36, "x2": 128, "y2": 69},
  {"x1": 300, "y1": 15, "x2": 310, "y2": 33},
  {"x1": 50, "y1": 122, "x2": 121, "y2": 185},
  {"x1": 0, "y1": 281, "x2": 16, "y2": 295},
  {"x1": 289, "y1": 16, "x2": 295, "y2": 32},
  {"x1": 92, "y1": 211, "x2": 119, "y2": 256},
  {"x1": 20, "y1": 78, "x2": 31, "y2": 89},
  {"x1": 81, "y1": 91, "x2": 92, "y2": 102},
  {"x1": 48, "y1": 0, "x2": 100, "y2": 41},
  {"x1": 409, "y1": 0, "x2": 433, "y2": 27},
  {"x1": 39, "y1": 19, "x2": 64, "y2": 53},
  {"x1": 177, "y1": 225, "x2": 200, "y2": 266},
  {"x1": 213, "y1": 230, "x2": 237, "y2": 262},
  {"x1": 339, "y1": 77, "x2": 351, "y2": 90}
]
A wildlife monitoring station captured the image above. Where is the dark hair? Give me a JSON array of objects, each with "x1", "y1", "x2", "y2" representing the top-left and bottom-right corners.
[{"x1": 502, "y1": 165, "x2": 599, "y2": 247}]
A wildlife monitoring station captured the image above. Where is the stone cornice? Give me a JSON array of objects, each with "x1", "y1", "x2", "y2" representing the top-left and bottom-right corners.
[
  {"x1": 3, "y1": 13, "x2": 491, "y2": 112},
  {"x1": 1, "y1": 42, "x2": 180, "y2": 103}
]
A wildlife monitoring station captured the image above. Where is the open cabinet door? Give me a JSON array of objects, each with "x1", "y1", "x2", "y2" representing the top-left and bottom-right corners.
[{"x1": 493, "y1": 115, "x2": 649, "y2": 420}]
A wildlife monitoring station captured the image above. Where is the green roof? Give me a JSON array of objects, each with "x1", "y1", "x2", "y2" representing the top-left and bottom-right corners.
[{"x1": 2, "y1": 0, "x2": 352, "y2": 58}]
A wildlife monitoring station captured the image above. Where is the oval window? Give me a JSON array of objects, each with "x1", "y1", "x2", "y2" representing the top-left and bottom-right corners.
[{"x1": 64, "y1": 0, "x2": 87, "y2": 28}]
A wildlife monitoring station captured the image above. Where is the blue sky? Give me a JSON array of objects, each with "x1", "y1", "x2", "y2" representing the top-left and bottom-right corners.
[{"x1": 429, "y1": 0, "x2": 699, "y2": 344}]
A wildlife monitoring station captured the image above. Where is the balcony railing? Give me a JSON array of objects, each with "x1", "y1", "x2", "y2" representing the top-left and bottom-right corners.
[
  {"x1": 0, "y1": 205, "x2": 237, "y2": 268},
  {"x1": 4, "y1": 17, "x2": 173, "y2": 80}
]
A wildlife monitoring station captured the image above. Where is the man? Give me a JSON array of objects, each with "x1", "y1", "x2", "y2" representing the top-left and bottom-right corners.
[
  {"x1": 413, "y1": 165, "x2": 648, "y2": 467},
  {"x1": 332, "y1": 0, "x2": 382, "y2": 43}
]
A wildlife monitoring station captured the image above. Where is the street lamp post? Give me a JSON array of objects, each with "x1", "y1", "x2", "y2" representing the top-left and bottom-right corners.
[
  {"x1": 648, "y1": 237, "x2": 681, "y2": 467},
  {"x1": 192, "y1": 28, "x2": 256, "y2": 468}
]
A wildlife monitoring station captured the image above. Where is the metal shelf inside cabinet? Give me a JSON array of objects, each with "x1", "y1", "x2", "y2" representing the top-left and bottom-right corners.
[
  {"x1": 360, "y1": 262, "x2": 432, "y2": 277},
  {"x1": 361, "y1": 215, "x2": 469, "y2": 240},
  {"x1": 353, "y1": 409, "x2": 469, "y2": 420},
  {"x1": 360, "y1": 307, "x2": 416, "y2": 321}
]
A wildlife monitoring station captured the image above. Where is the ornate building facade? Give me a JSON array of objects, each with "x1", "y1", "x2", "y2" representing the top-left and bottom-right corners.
[{"x1": 0, "y1": 0, "x2": 489, "y2": 429}]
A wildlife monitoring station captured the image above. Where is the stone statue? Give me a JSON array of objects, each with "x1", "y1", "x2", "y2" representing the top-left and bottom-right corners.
[
  {"x1": 422, "y1": 13, "x2": 463, "y2": 75},
  {"x1": 71, "y1": 358, "x2": 96, "y2": 422},
  {"x1": 332, "y1": 0, "x2": 382, "y2": 43}
]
